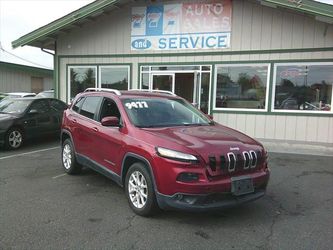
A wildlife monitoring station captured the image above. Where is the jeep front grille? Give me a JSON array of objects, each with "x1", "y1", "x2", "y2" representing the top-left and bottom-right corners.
[{"x1": 207, "y1": 150, "x2": 262, "y2": 176}]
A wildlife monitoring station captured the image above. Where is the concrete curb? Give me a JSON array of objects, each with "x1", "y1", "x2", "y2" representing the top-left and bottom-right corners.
[{"x1": 261, "y1": 141, "x2": 333, "y2": 156}]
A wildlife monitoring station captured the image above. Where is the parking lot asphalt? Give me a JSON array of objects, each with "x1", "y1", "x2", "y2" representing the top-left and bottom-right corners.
[{"x1": 0, "y1": 139, "x2": 332, "y2": 250}]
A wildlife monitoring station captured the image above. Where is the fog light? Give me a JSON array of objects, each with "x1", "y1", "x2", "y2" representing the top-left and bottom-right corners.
[
  {"x1": 177, "y1": 173, "x2": 199, "y2": 182},
  {"x1": 175, "y1": 194, "x2": 183, "y2": 200}
]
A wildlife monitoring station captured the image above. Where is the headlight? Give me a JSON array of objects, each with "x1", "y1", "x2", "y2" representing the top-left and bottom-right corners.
[{"x1": 156, "y1": 147, "x2": 198, "y2": 162}]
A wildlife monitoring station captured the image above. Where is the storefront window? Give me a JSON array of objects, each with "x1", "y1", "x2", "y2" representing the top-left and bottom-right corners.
[
  {"x1": 69, "y1": 66, "x2": 97, "y2": 101},
  {"x1": 100, "y1": 66, "x2": 129, "y2": 90},
  {"x1": 215, "y1": 64, "x2": 269, "y2": 110},
  {"x1": 273, "y1": 63, "x2": 332, "y2": 112}
]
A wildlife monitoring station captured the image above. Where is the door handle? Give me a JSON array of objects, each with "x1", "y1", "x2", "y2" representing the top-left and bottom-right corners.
[
  {"x1": 92, "y1": 127, "x2": 98, "y2": 132},
  {"x1": 72, "y1": 119, "x2": 77, "y2": 124}
]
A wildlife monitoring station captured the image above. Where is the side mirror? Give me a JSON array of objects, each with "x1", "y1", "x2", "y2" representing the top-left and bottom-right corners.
[{"x1": 101, "y1": 116, "x2": 120, "y2": 127}]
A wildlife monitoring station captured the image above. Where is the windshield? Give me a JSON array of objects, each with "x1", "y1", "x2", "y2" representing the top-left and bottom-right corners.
[
  {"x1": 122, "y1": 98, "x2": 211, "y2": 128},
  {"x1": 0, "y1": 99, "x2": 31, "y2": 114}
]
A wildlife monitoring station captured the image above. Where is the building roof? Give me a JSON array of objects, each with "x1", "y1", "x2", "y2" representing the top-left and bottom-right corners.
[
  {"x1": 0, "y1": 61, "x2": 53, "y2": 76},
  {"x1": 12, "y1": 0, "x2": 333, "y2": 51}
]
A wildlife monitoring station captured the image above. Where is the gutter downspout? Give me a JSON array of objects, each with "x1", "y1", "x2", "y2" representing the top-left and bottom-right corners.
[{"x1": 41, "y1": 44, "x2": 57, "y2": 98}]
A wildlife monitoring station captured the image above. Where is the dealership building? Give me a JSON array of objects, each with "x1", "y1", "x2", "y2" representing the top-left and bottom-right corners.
[{"x1": 12, "y1": 0, "x2": 333, "y2": 153}]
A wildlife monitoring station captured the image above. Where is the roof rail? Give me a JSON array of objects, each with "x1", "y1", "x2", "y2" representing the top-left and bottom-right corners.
[
  {"x1": 128, "y1": 89, "x2": 176, "y2": 96},
  {"x1": 84, "y1": 88, "x2": 121, "y2": 96}
]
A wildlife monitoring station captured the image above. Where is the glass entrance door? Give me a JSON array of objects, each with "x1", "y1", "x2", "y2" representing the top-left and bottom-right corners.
[
  {"x1": 141, "y1": 65, "x2": 212, "y2": 114},
  {"x1": 174, "y1": 72, "x2": 200, "y2": 106},
  {"x1": 152, "y1": 74, "x2": 174, "y2": 92},
  {"x1": 151, "y1": 72, "x2": 199, "y2": 106}
]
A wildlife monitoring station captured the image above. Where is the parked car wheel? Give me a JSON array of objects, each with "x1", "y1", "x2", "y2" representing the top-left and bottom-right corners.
[
  {"x1": 125, "y1": 163, "x2": 158, "y2": 216},
  {"x1": 5, "y1": 127, "x2": 24, "y2": 149},
  {"x1": 62, "y1": 138, "x2": 81, "y2": 174}
]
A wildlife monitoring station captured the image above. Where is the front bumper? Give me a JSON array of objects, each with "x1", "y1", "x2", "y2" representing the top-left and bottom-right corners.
[{"x1": 156, "y1": 188, "x2": 266, "y2": 212}]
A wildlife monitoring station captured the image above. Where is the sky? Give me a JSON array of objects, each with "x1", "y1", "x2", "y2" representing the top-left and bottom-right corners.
[
  {"x1": 0, "y1": 0, "x2": 94, "y2": 69},
  {"x1": 0, "y1": 0, "x2": 332, "y2": 70}
]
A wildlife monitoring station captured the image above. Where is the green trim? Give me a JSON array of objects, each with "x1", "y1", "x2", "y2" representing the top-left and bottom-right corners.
[
  {"x1": 0, "y1": 61, "x2": 52, "y2": 76},
  {"x1": 12, "y1": 0, "x2": 119, "y2": 49},
  {"x1": 57, "y1": 47, "x2": 333, "y2": 59},
  {"x1": 262, "y1": 0, "x2": 333, "y2": 19},
  {"x1": 53, "y1": 55, "x2": 57, "y2": 99},
  {"x1": 267, "y1": 63, "x2": 274, "y2": 113}
]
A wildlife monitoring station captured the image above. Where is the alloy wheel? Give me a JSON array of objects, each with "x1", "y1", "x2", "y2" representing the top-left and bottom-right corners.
[
  {"x1": 8, "y1": 130, "x2": 22, "y2": 148},
  {"x1": 128, "y1": 170, "x2": 148, "y2": 209},
  {"x1": 62, "y1": 144, "x2": 72, "y2": 170}
]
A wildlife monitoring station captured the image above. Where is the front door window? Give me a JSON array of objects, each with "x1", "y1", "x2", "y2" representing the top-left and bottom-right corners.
[
  {"x1": 141, "y1": 65, "x2": 211, "y2": 114},
  {"x1": 152, "y1": 74, "x2": 174, "y2": 92}
]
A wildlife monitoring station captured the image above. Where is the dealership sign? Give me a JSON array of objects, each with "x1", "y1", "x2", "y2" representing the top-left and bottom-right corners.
[{"x1": 131, "y1": 1, "x2": 232, "y2": 51}]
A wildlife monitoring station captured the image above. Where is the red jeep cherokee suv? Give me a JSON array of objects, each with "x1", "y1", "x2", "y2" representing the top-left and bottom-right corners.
[{"x1": 61, "y1": 88, "x2": 270, "y2": 216}]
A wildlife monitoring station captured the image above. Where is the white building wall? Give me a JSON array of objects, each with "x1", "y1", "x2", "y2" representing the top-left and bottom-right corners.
[
  {"x1": 0, "y1": 67, "x2": 53, "y2": 93},
  {"x1": 57, "y1": 0, "x2": 333, "y2": 55},
  {"x1": 56, "y1": 0, "x2": 333, "y2": 148},
  {"x1": 0, "y1": 68, "x2": 31, "y2": 92}
]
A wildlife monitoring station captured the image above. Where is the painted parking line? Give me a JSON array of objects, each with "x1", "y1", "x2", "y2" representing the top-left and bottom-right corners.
[
  {"x1": 0, "y1": 146, "x2": 59, "y2": 160},
  {"x1": 52, "y1": 173, "x2": 67, "y2": 179}
]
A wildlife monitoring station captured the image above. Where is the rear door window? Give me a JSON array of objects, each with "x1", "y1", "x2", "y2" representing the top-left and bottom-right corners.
[
  {"x1": 29, "y1": 99, "x2": 50, "y2": 113},
  {"x1": 79, "y1": 96, "x2": 102, "y2": 120},
  {"x1": 72, "y1": 97, "x2": 85, "y2": 113},
  {"x1": 50, "y1": 99, "x2": 67, "y2": 112}
]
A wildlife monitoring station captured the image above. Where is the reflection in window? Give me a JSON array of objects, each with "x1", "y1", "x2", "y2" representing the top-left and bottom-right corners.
[
  {"x1": 215, "y1": 65, "x2": 269, "y2": 110},
  {"x1": 274, "y1": 64, "x2": 332, "y2": 112},
  {"x1": 80, "y1": 96, "x2": 102, "y2": 120},
  {"x1": 100, "y1": 67, "x2": 129, "y2": 90},
  {"x1": 70, "y1": 67, "x2": 96, "y2": 100},
  {"x1": 152, "y1": 75, "x2": 173, "y2": 91},
  {"x1": 141, "y1": 73, "x2": 149, "y2": 89},
  {"x1": 200, "y1": 73, "x2": 210, "y2": 114}
]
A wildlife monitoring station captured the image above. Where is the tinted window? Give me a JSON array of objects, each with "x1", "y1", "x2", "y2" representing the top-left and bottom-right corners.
[
  {"x1": 50, "y1": 99, "x2": 67, "y2": 111},
  {"x1": 0, "y1": 99, "x2": 32, "y2": 114},
  {"x1": 99, "y1": 98, "x2": 121, "y2": 121},
  {"x1": 72, "y1": 97, "x2": 85, "y2": 113},
  {"x1": 122, "y1": 98, "x2": 210, "y2": 128},
  {"x1": 29, "y1": 100, "x2": 49, "y2": 113},
  {"x1": 80, "y1": 96, "x2": 102, "y2": 120}
]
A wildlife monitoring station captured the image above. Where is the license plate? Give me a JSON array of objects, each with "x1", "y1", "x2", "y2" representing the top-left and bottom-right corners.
[{"x1": 231, "y1": 177, "x2": 254, "y2": 196}]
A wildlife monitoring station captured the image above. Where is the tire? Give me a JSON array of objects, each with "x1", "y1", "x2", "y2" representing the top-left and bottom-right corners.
[
  {"x1": 125, "y1": 162, "x2": 158, "y2": 216},
  {"x1": 5, "y1": 127, "x2": 24, "y2": 149},
  {"x1": 61, "y1": 138, "x2": 82, "y2": 174}
]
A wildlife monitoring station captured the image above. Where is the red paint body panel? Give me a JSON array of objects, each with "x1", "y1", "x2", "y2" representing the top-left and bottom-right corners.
[{"x1": 62, "y1": 90, "x2": 270, "y2": 210}]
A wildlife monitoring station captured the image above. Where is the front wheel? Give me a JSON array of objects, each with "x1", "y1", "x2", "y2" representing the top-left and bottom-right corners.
[
  {"x1": 5, "y1": 127, "x2": 24, "y2": 149},
  {"x1": 125, "y1": 163, "x2": 158, "y2": 216},
  {"x1": 62, "y1": 138, "x2": 81, "y2": 174}
]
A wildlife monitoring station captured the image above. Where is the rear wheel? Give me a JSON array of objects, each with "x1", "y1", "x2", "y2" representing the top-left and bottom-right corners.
[
  {"x1": 5, "y1": 127, "x2": 24, "y2": 149},
  {"x1": 62, "y1": 138, "x2": 81, "y2": 174},
  {"x1": 125, "y1": 163, "x2": 158, "y2": 216}
]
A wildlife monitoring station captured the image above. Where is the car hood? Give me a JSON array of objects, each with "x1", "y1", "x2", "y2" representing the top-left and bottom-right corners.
[
  {"x1": 141, "y1": 124, "x2": 263, "y2": 155},
  {"x1": 0, "y1": 113, "x2": 17, "y2": 121}
]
